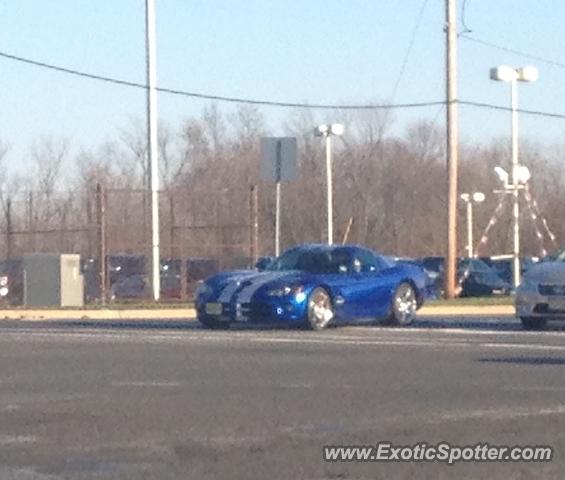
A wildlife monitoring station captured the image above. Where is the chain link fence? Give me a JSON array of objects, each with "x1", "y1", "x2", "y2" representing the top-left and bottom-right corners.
[{"x1": 0, "y1": 185, "x2": 258, "y2": 305}]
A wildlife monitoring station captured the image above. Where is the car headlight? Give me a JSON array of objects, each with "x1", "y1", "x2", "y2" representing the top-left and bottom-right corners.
[
  {"x1": 267, "y1": 285, "x2": 304, "y2": 297},
  {"x1": 195, "y1": 282, "x2": 213, "y2": 298}
]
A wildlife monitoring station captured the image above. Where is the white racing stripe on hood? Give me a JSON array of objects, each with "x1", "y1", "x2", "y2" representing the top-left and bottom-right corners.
[
  {"x1": 236, "y1": 272, "x2": 291, "y2": 303},
  {"x1": 216, "y1": 271, "x2": 293, "y2": 303},
  {"x1": 216, "y1": 272, "x2": 257, "y2": 303},
  {"x1": 217, "y1": 281, "x2": 243, "y2": 303}
]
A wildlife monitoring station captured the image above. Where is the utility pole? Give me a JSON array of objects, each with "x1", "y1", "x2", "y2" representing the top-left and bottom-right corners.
[
  {"x1": 27, "y1": 191, "x2": 35, "y2": 252},
  {"x1": 96, "y1": 184, "x2": 107, "y2": 305},
  {"x1": 249, "y1": 185, "x2": 259, "y2": 265},
  {"x1": 86, "y1": 189, "x2": 93, "y2": 258},
  {"x1": 145, "y1": 0, "x2": 161, "y2": 301},
  {"x1": 445, "y1": 0, "x2": 459, "y2": 298},
  {"x1": 5, "y1": 198, "x2": 12, "y2": 260}
]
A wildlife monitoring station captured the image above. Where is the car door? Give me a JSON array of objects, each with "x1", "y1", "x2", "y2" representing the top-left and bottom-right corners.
[{"x1": 333, "y1": 248, "x2": 394, "y2": 321}]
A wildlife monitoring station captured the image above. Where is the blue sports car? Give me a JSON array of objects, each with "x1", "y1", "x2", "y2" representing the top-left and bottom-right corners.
[{"x1": 195, "y1": 244, "x2": 428, "y2": 330}]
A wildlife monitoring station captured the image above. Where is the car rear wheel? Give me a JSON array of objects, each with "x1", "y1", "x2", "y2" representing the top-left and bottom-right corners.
[
  {"x1": 198, "y1": 315, "x2": 231, "y2": 330},
  {"x1": 384, "y1": 282, "x2": 417, "y2": 326},
  {"x1": 305, "y1": 287, "x2": 333, "y2": 330},
  {"x1": 520, "y1": 316, "x2": 547, "y2": 331}
]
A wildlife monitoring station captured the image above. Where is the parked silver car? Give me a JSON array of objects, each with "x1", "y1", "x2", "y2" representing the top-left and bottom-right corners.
[{"x1": 516, "y1": 249, "x2": 565, "y2": 329}]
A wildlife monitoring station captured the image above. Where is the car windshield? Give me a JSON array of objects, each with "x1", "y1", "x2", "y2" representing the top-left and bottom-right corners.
[
  {"x1": 419, "y1": 257, "x2": 444, "y2": 273},
  {"x1": 459, "y1": 258, "x2": 493, "y2": 273},
  {"x1": 266, "y1": 248, "x2": 350, "y2": 274}
]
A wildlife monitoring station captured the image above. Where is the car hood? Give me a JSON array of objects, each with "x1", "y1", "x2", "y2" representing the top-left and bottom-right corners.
[
  {"x1": 523, "y1": 262, "x2": 565, "y2": 283},
  {"x1": 204, "y1": 270, "x2": 315, "y2": 303}
]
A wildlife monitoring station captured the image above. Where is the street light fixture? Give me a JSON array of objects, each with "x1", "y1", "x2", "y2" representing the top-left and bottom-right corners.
[
  {"x1": 494, "y1": 166, "x2": 510, "y2": 188},
  {"x1": 490, "y1": 65, "x2": 538, "y2": 288},
  {"x1": 460, "y1": 192, "x2": 485, "y2": 258},
  {"x1": 314, "y1": 123, "x2": 344, "y2": 245}
]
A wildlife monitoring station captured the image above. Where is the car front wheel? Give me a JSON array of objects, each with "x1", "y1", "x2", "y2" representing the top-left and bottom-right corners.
[
  {"x1": 384, "y1": 282, "x2": 417, "y2": 326},
  {"x1": 520, "y1": 316, "x2": 547, "y2": 331},
  {"x1": 305, "y1": 287, "x2": 334, "y2": 330}
]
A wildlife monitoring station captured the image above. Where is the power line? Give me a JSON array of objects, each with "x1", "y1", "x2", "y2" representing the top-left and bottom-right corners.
[
  {"x1": 460, "y1": 0, "x2": 473, "y2": 34},
  {"x1": 3, "y1": 49, "x2": 565, "y2": 120},
  {"x1": 459, "y1": 100, "x2": 565, "y2": 120},
  {"x1": 0, "y1": 50, "x2": 443, "y2": 111},
  {"x1": 389, "y1": 0, "x2": 430, "y2": 101},
  {"x1": 460, "y1": 34, "x2": 565, "y2": 70}
]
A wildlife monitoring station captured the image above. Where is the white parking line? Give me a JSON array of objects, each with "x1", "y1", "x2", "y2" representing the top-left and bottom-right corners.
[
  {"x1": 482, "y1": 342, "x2": 565, "y2": 351},
  {"x1": 110, "y1": 381, "x2": 182, "y2": 388},
  {"x1": 0, "y1": 435, "x2": 38, "y2": 445},
  {"x1": 426, "y1": 327, "x2": 565, "y2": 337},
  {"x1": 2, "y1": 327, "x2": 565, "y2": 354},
  {"x1": 503, "y1": 386, "x2": 565, "y2": 392},
  {"x1": 437, "y1": 404, "x2": 565, "y2": 423}
]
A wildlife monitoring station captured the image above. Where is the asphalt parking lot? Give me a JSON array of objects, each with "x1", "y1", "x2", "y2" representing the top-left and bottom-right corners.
[{"x1": 0, "y1": 316, "x2": 564, "y2": 479}]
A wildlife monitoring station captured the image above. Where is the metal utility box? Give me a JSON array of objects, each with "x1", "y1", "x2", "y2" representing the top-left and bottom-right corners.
[{"x1": 23, "y1": 254, "x2": 84, "y2": 307}]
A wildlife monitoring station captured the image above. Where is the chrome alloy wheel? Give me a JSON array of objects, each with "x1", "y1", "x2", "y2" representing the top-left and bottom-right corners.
[
  {"x1": 307, "y1": 287, "x2": 333, "y2": 330},
  {"x1": 391, "y1": 283, "x2": 417, "y2": 326}
]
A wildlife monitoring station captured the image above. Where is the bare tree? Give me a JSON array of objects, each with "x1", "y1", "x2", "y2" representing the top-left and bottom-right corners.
[{"x1": 31, "y1": 137, "x2": 69, "y2": 228}]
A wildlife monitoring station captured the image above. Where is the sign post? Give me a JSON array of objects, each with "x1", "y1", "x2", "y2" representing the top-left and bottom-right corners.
[
  {"x1": 261, "y1": 137, "x2": 297, "y2": 257},
  {"x1": 274, "y1": 141, "x2": 282, "y2": 256}
]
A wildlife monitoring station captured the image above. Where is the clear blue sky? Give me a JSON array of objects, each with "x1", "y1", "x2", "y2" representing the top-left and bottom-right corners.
[{"x1": 1, "y1": 0, "x2": 564, "y2": 175}]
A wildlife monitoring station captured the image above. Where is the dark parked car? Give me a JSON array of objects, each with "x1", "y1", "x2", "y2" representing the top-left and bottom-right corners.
[
  {"x1": 110, "y1": 273, "x2": 186, "y2": 300},
  {"x1": 458, "y1": 258, "x2": 512, "y2": 297},
  {"x1": 480, "y1": 256, "x2": 539, "y2": 285},
  {"x1": 110, "y1": 274, "x2": 149, "y2": 300},
  {"x1": 417, "y1": 256, "x2": 512, "y2": 297},
  {"x1": 160, "y1": 274, "x2": 182, "y2": 299},
  {"x1": 109, "y1": 254, "x2": 146, "y2": 285}
]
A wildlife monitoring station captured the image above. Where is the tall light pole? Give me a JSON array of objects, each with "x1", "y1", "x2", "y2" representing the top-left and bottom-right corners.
[
  {"x1": 146, "y1": 0, "x2": 160, "y2": 300},
  {"x1": 314, "y1": 124, "x2": 344, "y2": 245},
  {"x1": 490, "y1": 65, "x2": 538, "y2": 288},
  {"x1": 493, "y1": 164, "x2": 531, "y2": 287},
  {"x1": 460, "y1": 192, "x2": 485, "y2": 258}
]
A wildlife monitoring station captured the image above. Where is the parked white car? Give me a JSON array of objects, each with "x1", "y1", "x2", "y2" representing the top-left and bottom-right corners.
[{"x1": 516, "y1": 249, "x2": 565, "y2": 329}]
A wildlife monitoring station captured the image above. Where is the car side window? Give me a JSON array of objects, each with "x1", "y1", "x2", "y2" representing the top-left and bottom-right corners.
[
  {"x1": 353, "y1": 249, "x2": 384, "y2": 273},
  {"x1": 330, "y1": 250, "x2": 352, "y2": 274}
]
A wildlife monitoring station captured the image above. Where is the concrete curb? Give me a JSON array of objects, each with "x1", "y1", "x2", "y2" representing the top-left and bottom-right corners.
[
  {"x1": 0, "y1": 305, "x2": 515, "y2": 321},
  {"x1": 418, "y1": 305, "x2": 515, "y2": 317},
  {"x1": 0, "y1": 308, "x2": 198, "y2": 321}
]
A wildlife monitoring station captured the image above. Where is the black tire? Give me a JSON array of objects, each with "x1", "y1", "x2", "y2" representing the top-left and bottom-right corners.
[
  {"x1": 198, "y1": 315, "x2": 231, "y2": 330},
  {"x1": 305, "y1": 287, "x2": 333, "y2": 331},
  {"x1": 520, "y1": 317, "x2": 547, "y2": 331},
  {"x1": 383, "y1": 282, "x2": 417, "y2": 326}
]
